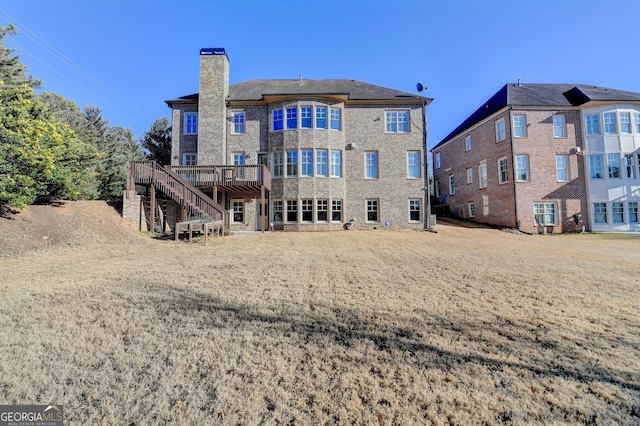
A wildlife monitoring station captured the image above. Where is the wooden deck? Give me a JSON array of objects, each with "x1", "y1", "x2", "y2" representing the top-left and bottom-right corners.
[{"x1": 170, "y1": 165, "x2": 271, "y2": 192}]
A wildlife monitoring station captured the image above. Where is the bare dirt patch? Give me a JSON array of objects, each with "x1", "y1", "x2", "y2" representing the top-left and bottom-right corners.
[{"x1": 0, "y1": 202, "x2": 639, "y2": 424}]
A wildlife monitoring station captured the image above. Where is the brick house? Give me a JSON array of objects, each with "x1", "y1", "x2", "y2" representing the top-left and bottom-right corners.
[
  {"x1": 432, "y1": 83, "x2": 640, "y2": 233},
  {"x1": 124, "y1": 48, "x2": 432, "y2": 234}
]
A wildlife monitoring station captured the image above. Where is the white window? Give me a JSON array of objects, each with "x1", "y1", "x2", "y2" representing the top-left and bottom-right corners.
[
  {"x1": 612, "y1": 202, "x2": 624, "y2": 223},
  {"x1": 604, "y1": 112, "x2": 617, "y2": 134},
  {"x1": 273, "y1": 200, "x2": 283, "y2": 222},
  {"x1": 365, "y1": 151, "x2": 379, "y2": 178},
  {"x1": 315, "y1": 107, "x2": 327, "y2": 129},
  {"x1": 586, "y1": 114, "x2": 600, "y2": 135},
  {"x1": 233, "y1": 112, "x2": 245, "y2": 134},
  {"x1": 233, "y1": 152, "x2": 245, "y2": 178},
  {"x1": 366, "y1": 199, "x2": 379, "y2": 222},
  {"x1": 629, "y1": 202, "x2": 638, "y2": 223},
  {"x1": 232, "y1": 201, "x2": 244, "y2": 223},
  {"x1": 607, "y1": 154, "x2": 620, "y2": 179},
  {"x1": 594, "y1": 202, "x2": 607, "y2": 223},
  {"x1": 466, "y1": 167, "x2": 473, "y2": 184},
  {"x1": 435, "y1": 179, "x2": 441, "y2": 198},
  {"x1": 332, "y1": 199, "x2": 342, "y2": 222},
  {"x1": 620, "y1": 112, "x2": 631, "y2": 133},
  {"x1": 316, "y1": 199, "x2": 328, "y2": 222},
  {"x1": 286, "y1": 107, "x2": 297, "y2": 129},
  {"x1": 516, "y1": 155, "x2": 529, "y2": 182},
  {"x1": 286, "y1": 200, "x2": 298, "y2": 222},
  {"x1": 635, "y1": 113, "x2": 640, "y2": 133},
  {"x1": 273, "y1": 151, "x2": 283, "y2": 177},
  {"x1": 534, "y1": 202, "x2": 557, "y2": 225},
  {"x1": 624, "y1": 154, "x2": 635, "y2": 179},
  {"x1": 330, "y1": 108, "x2": 341, "y2": 131},
  {"x1": 286, "y1": 150, "x2": 298, "y2": 177},
  {"x1": 553, "y1": 115, "x2": 566, "y2": 138},
  {"x1": 184, "y1": 113, "x2": 197, "y2": 135},
  {"x1": 386, "y1": 111, "x2": 409, "y2": 133},
  {"x1": 331, "y1": 150, "x2": 342, "y2": 177},
  {"x1": 273, "y1": 109, "x2": 283, "y2": 131},
  {"x1": 407, "y1": 151, "x2": 420, "y2": 179},
  {"x1": 513, "y1": 115, "x2": 527, "y2": 137},
  {"x1": 435, "y1": 152, "x2": 441, "y2": 169},
  {"x1": 589, "y1": 155, "x2": 603, "y2": 179},
  {"x1": 556, "y1": 155, "x2": 568, "y2": 182},
  {"x1": 479, "y1": 163, "x2": 488, "y2": 188},
  {"x1": 182, "y1": 153, "x2": 197, "y2": 166},
  {"x1": 409, "y1": 199, "x2": 421, "y2": 222},
  {"x1": 498, "y1": 157, "x2": 509, "y2": 184},
  {"x1": 465, "y1": 135, "x2": 472, "y2": 151},
  {"x1": 301, "y1": 106, "x2": 313, "y2": 128},
  {"x1": 495, "y1": 119, "x2": 506, "y2": 142},
  {"x1": 449, "y1": 174, "x2": 456, "y2": 195},
  {"x1": 301, "y1": 149, "x2": 313, "y2": 177},
  {"x1": 316, "y1": 150, "x2": 328, "y2": 177},
  {"x1": 468, "y1": 202, "x2": 476, "y2": 218},
  {"x1": 301, "y1": 199, "x2": 313, "y2": 222}
]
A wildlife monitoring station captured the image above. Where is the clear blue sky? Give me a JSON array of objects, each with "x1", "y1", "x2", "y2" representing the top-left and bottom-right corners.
[{"x1": 2, "y1": 0, "x2": 640, "y2": 149}]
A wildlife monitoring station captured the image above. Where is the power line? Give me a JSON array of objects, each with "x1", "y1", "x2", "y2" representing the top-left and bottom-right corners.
[{"x1": 0, "y1": 8, "x2": 154, "y2": 125}]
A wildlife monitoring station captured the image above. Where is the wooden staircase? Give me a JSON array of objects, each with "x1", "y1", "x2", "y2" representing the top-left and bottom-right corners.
[{"x1": 126, "y1": 161, "x2": 229, "y2": 234}]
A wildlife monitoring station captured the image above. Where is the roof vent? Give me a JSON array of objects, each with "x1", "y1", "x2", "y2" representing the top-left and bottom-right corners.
[{"x1": 200, "y1": 48, "x2": 226, "y2": 55}]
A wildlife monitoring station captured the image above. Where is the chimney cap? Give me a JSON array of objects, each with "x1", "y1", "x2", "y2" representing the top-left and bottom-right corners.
[{"x1": 200, "y1": 48, "x2": 226, "y2": 55}]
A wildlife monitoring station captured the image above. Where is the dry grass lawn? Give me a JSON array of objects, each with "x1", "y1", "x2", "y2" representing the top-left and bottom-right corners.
[{"x1": 0, "y1": 202, "x2": 639, "y2": 424}]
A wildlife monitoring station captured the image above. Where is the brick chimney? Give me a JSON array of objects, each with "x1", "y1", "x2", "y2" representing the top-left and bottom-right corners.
[{"x1": 198, "y1": 48, "x2": 229, "y2": 165}]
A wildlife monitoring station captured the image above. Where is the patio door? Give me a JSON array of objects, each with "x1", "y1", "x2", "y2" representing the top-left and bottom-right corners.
[{"x1": 256, "y1": 199, "x2": 269, "y2": 231}]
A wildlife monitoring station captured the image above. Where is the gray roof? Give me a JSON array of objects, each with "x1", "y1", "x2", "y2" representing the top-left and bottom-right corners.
[
  {"x1": 435, "y1": 83, "x2": 640, "y2": 148},
  {"x1": 165, "y1": 79, "x2": 430, "y2": 105}
]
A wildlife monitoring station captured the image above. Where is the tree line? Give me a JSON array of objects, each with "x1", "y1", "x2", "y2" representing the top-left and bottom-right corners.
[{"x1": 0, "y1": 24, "x2": 171, "y2": 208}]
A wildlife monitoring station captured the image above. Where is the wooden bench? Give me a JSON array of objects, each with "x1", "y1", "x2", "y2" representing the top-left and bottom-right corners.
[{"x1": 175, "y1": 220, "x2": 224, "y2": 243}]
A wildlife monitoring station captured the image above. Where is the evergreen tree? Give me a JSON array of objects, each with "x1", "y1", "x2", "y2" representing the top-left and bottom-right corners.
[{"x1": 141, "y1": 117, "x2": 172, "y2": 165}]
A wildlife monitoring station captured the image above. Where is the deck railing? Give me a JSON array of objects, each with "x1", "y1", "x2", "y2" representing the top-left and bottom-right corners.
[
  {"x1": 129, "y1": 161, "x2": 227, "y2": 224},
  {"x1": 170, "y1": 165, "x2": 271, "y2": 190}
]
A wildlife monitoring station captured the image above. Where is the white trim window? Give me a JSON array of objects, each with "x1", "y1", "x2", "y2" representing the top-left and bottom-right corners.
[
  {"x1": 331, "y1": 199, "x2": 342, "y2": 222},
  {"x1": 272, "y1": 151, "x2": 283, "y2": 178},
  {"x1": 449, "y1": 174, "x2": 456, "y2": 195},
  {"x1": 607, "y1": 154, "x2": 620, "y2": 179},
  {"x1": 316, "y1": 149, "x2": 328, "y2": 177},
  {"x1": 365, "y1": 151, "x2": 379, "y2": 179},
  {"x1": 589, "y1": 155, "x2": 603, "y2": 179},
  {"x1": 534, "y1": 202, "x2": 557, "y2": 225},
  {"x1": 629, "y1": 202, "x2": 638, "y2": 223},
  {"x1": 612, "y1": 202, "x2": 624, "y2": 223},
  {"x1": 386, "y1": 111, "x2": 409, "y2": 133},
  {"x1": 286, "y1": 107, "x2": 297, "y2": 129},
  {"x1": 232, "y1": 201, "x2": 244, "y2": 223},
  {"x1": 407, "y1": 151, "x2": 421, "y2": 179},
  {"x1": 182, "y1": 153, "x2": 197, "y2": 166},
  {"x1": 286, "y1": 200, "x2": 298, "y2": 222},
  {"x1": 466, "y1": 167, "x2": 473, "y2": 184},
  {"x1": 272, "y1": 200, "x2": 283, "y2": 222},
  {"x1": 409, "y1": 199, "x2": 421, "y2": 222},
  {"x1": 465, "y1": 135, "x2": 472, "y2": 151},
  {"x1": 435, "y1": 179, "x2": 441, "y2": 198},
  {"x1": 635, "y1": 113, "x2": 640, "y2": 133},
  {"x1": 232, "y1": 112, "x2": 245, "y2": 134},
  {"x1": 516, "y1": 155, "x2": 529, "y2": 182},
  {"x1": 513, "y1": 114, "x2": 527, "y2": 137},
  {"x1": 233, "y1": 152, "x2": 246, "y2": 178},
  {"x1": 315, "y1": 107, "x2": 327, "y2": 129},
  {"x1": 184, "y1": 112, "x2": 198, "y2": 135},
  {"x1": 366, "y1": 199, "x2": 379, "y2": 222},
  {"x1": 301, "y1": 149, "x2": 313, "y2": 177},
  {"x1": 624, "y1": 153, "x2": 635, "y2": 179},
  {"x1": 586, "y1": 114, "x2": 600, "y2": 135},
  {"x1": 553, "y1": 115, "x2": 566, "y2": 138},
  {"x1": 594, "y1": 202, "x2": 607, "y2": 223},
  {"x1": 286, "y1": 150, "x2": 298, "y2": 177},
  {"x1": 620, "y1": 112, "x2": 631, "y2": 133},
  {"x1": 273, "y1": 109, "x2": 283, "y2": 131},
  {"x1": 556, "y1": 155, "x2": 569, "y2": 182},
  {"x1": 479, "y1": 162, "x2": 488, "y2": 188},
  {"x1": 301, "y1": 199, "x2": 313, "y2": 222},
  {"x1": 330, "y1": 108, "x2": 341, "y2": 131},
  {"x1": 498, "y1": 157, "x2": 509, "y2": 184},
  {"x1": 331, "y1": 150, "x2": 342, "y2": 177},
  {"x1": 604, "y1": 112, "x2": 617, "y2": 134},
  {"x1": 435, "y1": 152, "x2": 441, "y2": 169},
  {"x1": 495, "y1": 118, "x2": 506, "y2": 142},
  {"x1": 301, "y1": 106, "x2": 313, "y2": 129},
  {"x1": 316, "y1": 199, "x2": 328, "y2": 222}
]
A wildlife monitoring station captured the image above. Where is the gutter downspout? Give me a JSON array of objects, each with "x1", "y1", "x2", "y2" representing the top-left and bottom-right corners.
[
  {"x1": 508, "y1": 107, "x2": 520, "y2": 230},
  {"x1": 422, "y1": 99, "x2": 433, "y2": 232}
]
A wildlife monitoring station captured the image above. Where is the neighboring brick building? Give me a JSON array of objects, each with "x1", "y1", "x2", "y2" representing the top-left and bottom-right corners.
[
  {"x1": 163, "y1": 48, "x2": 432, "y2": 232},
  {"x1": 432, "y1": 83, "x2": 640, "y2": 233}
]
